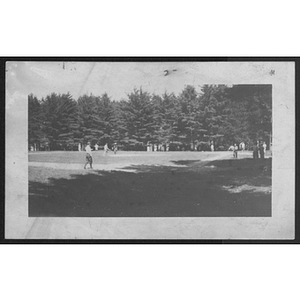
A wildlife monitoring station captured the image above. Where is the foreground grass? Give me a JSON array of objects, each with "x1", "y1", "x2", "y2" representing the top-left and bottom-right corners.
[{"x1": 29, "y1": 157, "x2": 271, "y2": 217}]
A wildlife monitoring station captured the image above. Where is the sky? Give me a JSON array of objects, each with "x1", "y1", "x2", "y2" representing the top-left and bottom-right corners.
[
  {"x1": 6, "y1": 61, "x2": 280, "y2": 105},
  {"x1": 6, "y1": 61, "x2": 201, "y2": 101},
  {"x1": 5, "y1": 61, "x2": 245, "y2": 101}
]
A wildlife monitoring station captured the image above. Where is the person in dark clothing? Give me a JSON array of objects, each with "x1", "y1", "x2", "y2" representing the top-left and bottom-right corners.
[
  {"x1": 84, "y1": 142, "x2": 93, "y2": 169},
  {"x1": 233, "y1": 144, "x2": 238, "y2": 158},
  {"x1": 259, "y1": 142, "x2": 265, "y2": 159},
  {"x1": 253, "y1": 144, "x2": 259, "y2": 159},
  {"x1": 113, "y1": 143, "x2": 118, "y2": 154}
]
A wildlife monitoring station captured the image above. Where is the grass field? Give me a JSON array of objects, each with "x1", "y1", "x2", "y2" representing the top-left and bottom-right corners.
[{"x1": 29, "y1": 151, "x2": 272, "y2": 217}]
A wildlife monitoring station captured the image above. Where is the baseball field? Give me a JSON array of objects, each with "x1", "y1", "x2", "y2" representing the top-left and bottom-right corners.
[{"x1": 29, "y1": 150, "x2": 272, "y2": 217}]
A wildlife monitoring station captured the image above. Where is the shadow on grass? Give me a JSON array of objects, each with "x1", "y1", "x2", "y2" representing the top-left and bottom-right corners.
[
  {"x1": 29, "y1": 158, "x2": 272, "y2": 217},
  {"x1": 117, "y1": 164, "x2": 183, "y2": 173},
  {"x1": 206, "y1": 157, "x2": 271, "y2": 169},
  {"x1": 170, "y1": 160, "x2": 201, "y2": 165},
  {"x1": 205, "y1": 158, "x2": 272, "y2": 187}
]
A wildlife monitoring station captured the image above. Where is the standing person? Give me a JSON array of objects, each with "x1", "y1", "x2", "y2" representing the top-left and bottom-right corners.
[
  {"x1": 103, "y1": 143, "x2": 111, "y2": 156},
  {"x1": 210, "y1": 141, "x2": 214, "y2": 152},
  {"x1": 113, "y1": 143, "x2": 118, "y2": 154},
  {"x1": 84, "y1": 142, "x2": 93, "y2": 169},
  {"x1": 239, "y1": 142, "x2": 243, "y2": 151},
  {"x1": 95, "y1": 143, "x2": 99, "y2": 151},
  {"x1": 253, "y1": 144, "x2": 258, "y2": 159},
  {"x1": 234, "y1": 144, "x2": 238, "y2": 158},
  {"x1": 259, "y1": 142, "x2": 265, "y2": 159},
  {"x1": 263, "y1": 142, "x2": 267, "y2": 154}
]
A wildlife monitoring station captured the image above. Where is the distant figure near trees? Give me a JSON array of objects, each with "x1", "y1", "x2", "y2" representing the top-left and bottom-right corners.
[
  {"x1": 233, "y1": 144, "x2": 238, "y2": 158},
  {"x1": 95, "y1": 143, "x2": 99, "y2": 151},
  {"x1": 113, "y1": 143, "x2": 118, "y2": 154},
  {"x1": 210, "y1": 141, "x2": 214, "y2": 152},
  {"x1": 253, "y1": 143, "x2": 259, "y2": 159},
  {"x1": 259, "y1": 142, "x2": 265, "y2": 159},
  {"x1": 103, "y1": 143, "x2": 111, "y2": 156},
  {"x1": 84, "y1": 142, "x2": 93, "y2": 169},
  {"x1": 239, "y1": 142, "x2": 245, "y2": 151},
  {"x1": 263, "y1": 142, "x2": 267, "y2": 154},
  {"x1": 147, "y1": 142, "x2": 151, "y2": 152}
]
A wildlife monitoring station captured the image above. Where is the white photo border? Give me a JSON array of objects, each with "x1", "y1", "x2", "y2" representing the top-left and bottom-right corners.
[{"x1": 5, "y1": 59, "x2": 295, "y2": 240}]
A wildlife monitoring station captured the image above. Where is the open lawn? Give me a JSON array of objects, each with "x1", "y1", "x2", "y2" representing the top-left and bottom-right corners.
[{"x1": 29, "y1": 151, "x2": 272, "y2": 217}]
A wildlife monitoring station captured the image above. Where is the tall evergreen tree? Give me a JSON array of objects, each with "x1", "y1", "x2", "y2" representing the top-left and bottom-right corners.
[
  {"x1": 198, "y1": 85, "x2": 231, "y2": 148},
  {"x1": 97, "y1": 93, "x2": 116, "y2": 144},
  {"x1": 41, "y1": 93, "x2": 79, "y2": 150},
  {"x1": 228, "y1": 84, "x2": 272, "y2": 147},
  {"x1": 177, "y1": 85, "x2": 206, "y2": 147},
  {"x1": 120, "y1": 88, "x2": 155, "y2": 149},
  {"x1": 28, "y1": 94, "x2": 44, "y2": 150},
  {"x1": 77, "y1": 94, "x2": 104, "y2": 144}
]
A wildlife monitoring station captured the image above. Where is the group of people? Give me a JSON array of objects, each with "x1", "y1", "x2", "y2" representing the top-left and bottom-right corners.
[
  {"x1": 147, "y1": 143, "x2": 170, "y2": 152},
  {"x1": 83, "y1": 142, "x2": 118, "y2": 169},
  {"x1": 83, "y1": 139, "x2": 268, "y2": 168},
  {"x1": 253, "y1": 141, "x2": 267, "y2": 159},
  {"x1": 239, "y1": 142, "x2": 246, "y2": 151},
  {"x1": 228, "y1": 141, "x2": 267, "y2": 159},
  {"x1": 228, "y1": 144, "x2": 239, "y2": 158}
]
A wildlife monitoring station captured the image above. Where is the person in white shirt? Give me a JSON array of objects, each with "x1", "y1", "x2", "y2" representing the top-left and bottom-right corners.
[
  {"x1": 242, "y1": 142, "x2": 245, "y2": 151},
  {"x1": 239, "y1": 142, "x2": 242, "y2": 150},
  {"x1": 84, "y1": 142, "x2": 93, "y2": 169},
  {"x1": 103, "y1": 143, "x2": 111, "y2": 156},
  {"x1": 263, "y1": 142, "x2": 267, "y2": 154}
]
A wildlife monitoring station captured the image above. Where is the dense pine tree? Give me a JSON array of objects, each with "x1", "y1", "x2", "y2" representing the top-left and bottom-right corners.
[
  {"x1": 41, "y1": 93, "x2": 78, "y2": 150},
  {"x1": 77, "y1": 94, "x2": 104, "y2": 144},
  {"x1": 28, "y1": 94, "x2": 44, "y2": 150},
  {"x1": 28, "y1": 84, "x2": 272, "y2": 151},
  {"x1": 120, "y1": 88, "x2": 155, "y2": 149}
]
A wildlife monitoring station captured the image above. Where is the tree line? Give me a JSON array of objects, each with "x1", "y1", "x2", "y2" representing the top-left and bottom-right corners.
[{"x1": 28, "y1": 84, "x2": 272, "y2": 151}]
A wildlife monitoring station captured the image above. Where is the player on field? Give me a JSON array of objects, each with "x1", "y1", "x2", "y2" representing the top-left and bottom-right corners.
[
  {"x1": 233, "y1": 144, "x2": 238, "y2": 158},
  {"x1": 84, "y1": 142, "x2": 93, "y2": 169},
  {"x1": 113, "y1": 143, "x2": 118, "y2": 154},
  {"x1": 103, "y1": 143, "x2": 111, "y2": 156}
]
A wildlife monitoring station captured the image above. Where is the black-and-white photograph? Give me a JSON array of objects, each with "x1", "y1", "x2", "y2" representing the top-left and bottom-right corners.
[{"x1": 5, "y1": 60, "x2": 295, "y2": 240}]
